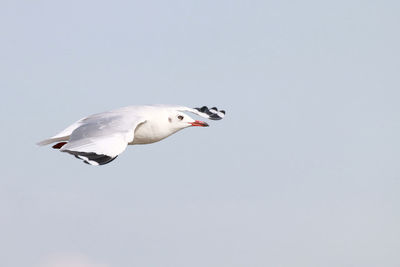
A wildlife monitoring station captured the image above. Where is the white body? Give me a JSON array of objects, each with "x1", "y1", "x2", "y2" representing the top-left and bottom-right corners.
[{"x1": 38, "y1": 105, "x2": 225, "y2": 165}]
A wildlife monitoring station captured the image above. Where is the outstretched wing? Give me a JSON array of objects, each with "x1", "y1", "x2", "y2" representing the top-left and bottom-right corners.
[
  {"x1": 60, "y1": 114, "x2": 146, "y2": 165},
  {"x1": 175, "y1": 106, "x2": 226, "y2": 120}
]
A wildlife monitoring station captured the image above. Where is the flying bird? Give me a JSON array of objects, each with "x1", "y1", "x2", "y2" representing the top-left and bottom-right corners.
[{"x1": 37, "y1": 105, "x2": 225, "y2": 165}]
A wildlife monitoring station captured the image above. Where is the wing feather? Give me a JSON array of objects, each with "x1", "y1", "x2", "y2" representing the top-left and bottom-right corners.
[
  {"x1": 174, "y1": 106, "x2": 226, "y2": 120},
  {"x1": 60, "y1": 114, "x2": 146, "y2": 165}
]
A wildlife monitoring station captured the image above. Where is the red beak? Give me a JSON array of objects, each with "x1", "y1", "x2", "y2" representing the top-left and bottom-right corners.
[{"x1": 189, "y1": 120, "x2": 209, "y2": 127}]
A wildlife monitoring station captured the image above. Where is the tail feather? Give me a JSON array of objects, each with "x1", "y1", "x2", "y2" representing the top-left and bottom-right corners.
[
  {"x1": 37, "y1": 136, "x2": 69, "y2": 146},
  {"x1": 37, "y1": 117, "x2": 84, "y2": 146}
]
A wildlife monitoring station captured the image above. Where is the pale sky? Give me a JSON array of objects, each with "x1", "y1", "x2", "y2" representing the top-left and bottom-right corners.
[{"x1": 1, "y1": 0, "x2": 400, "y2": 266}]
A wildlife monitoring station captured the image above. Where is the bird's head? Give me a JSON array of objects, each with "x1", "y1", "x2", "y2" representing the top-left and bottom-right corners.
[{"x1": 168, "y1": 111, "x2": 209, "y2": 130}]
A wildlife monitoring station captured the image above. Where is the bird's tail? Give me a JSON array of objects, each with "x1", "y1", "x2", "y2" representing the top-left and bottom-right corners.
[{"x1": 37, "y1": 136, "x2": 69, "y2": 146}]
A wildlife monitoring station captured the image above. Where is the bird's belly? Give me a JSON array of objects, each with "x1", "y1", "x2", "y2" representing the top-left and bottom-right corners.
[
  {"x1": 130, "y1": 134, "x2": 163, "y2": 145},
  {"x1": 129, "y1": 123, "x2": 170, "y2": 145}
]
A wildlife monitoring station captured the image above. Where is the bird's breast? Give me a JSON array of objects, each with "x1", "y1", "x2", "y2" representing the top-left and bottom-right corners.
[{"x1": 130, "y1": 121, "x2": 176, "y2": 145}]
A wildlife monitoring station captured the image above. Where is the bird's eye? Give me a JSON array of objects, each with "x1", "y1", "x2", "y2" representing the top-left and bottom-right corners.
[{"x1": 178, "y1": 115, "x2": 184, "y2": 120}]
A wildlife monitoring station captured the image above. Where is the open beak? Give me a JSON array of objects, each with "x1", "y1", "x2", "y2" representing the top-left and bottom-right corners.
[{"x1": 189, "y1": 120, "x2": 209, "y2": 127}]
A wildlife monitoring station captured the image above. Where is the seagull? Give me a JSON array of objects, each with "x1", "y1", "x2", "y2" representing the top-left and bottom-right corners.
[{"x1": 37, "y1": 105, "x2": 225, "y2": 166}]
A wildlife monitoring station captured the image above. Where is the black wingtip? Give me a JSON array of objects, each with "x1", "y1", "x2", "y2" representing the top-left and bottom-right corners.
[
  {"x1": 193, "y1": 105, "x2": 226, "y2": 120},
  {"x1": 66, "y1": 150, "x2": 117, "y2": 165},
  {"x1": 200, "y1": 106, "x2": 208, "y2": 113}
]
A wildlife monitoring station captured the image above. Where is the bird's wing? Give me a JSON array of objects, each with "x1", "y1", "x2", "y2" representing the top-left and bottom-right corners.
[
  {"x1": 37, "y1": 117, "x2": 86, "y2": 146},
  {"x1": 173, "y1": 105, "x2": 226, "y2": 120},
  {"x1": 60, "y1": 113, "x2": 146, "y2": 165}
]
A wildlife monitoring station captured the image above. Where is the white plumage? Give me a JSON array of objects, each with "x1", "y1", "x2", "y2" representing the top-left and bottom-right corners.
[{"x1": 38, "y1": 105, "x2": 225, "y2": 165}]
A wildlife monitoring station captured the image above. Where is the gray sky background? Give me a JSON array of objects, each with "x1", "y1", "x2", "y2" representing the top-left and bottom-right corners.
[{"x1": 1, "y1": 0, "x2": 399, "y2": 266}]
